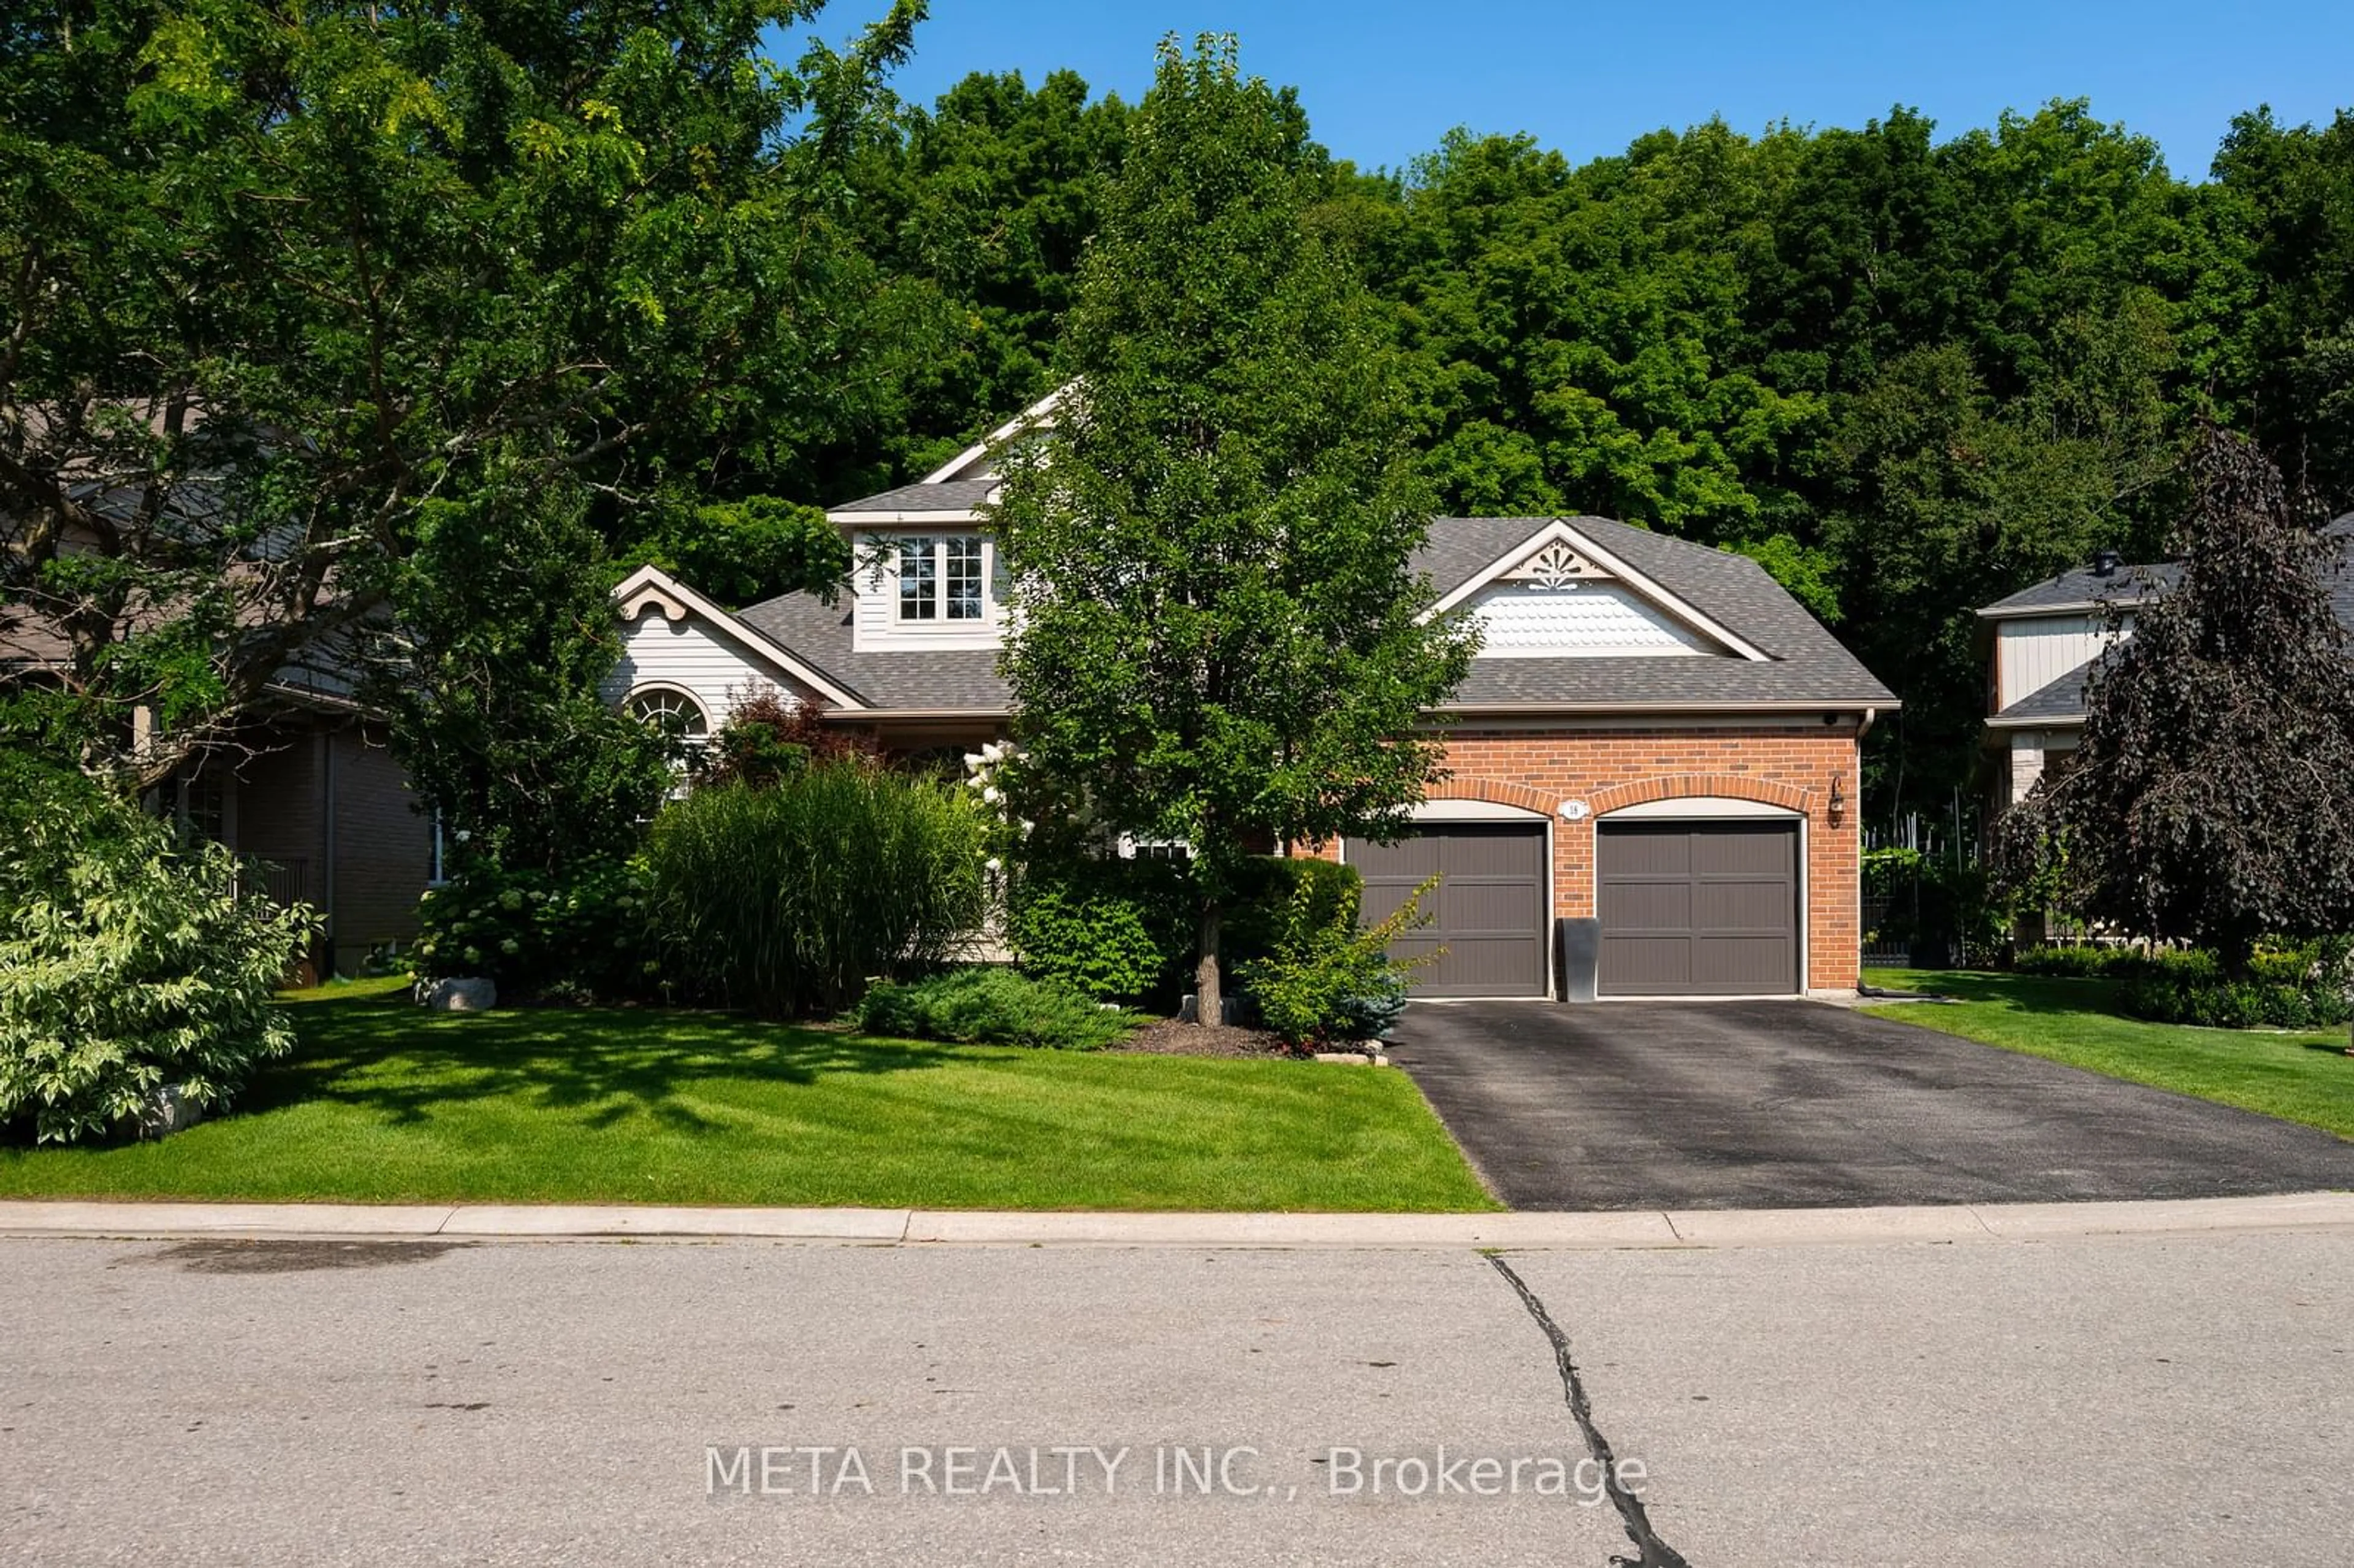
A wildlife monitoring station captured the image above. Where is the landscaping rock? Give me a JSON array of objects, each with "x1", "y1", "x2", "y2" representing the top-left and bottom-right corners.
[
  {"x1": 135, "y1": 1084, "x2": 205, "y2": 1140},
  {"x1": 417, "y1": 976, "x2": 498, "y2": 1012},
  {"x1": 1312, "y1": 1049, "x2": 1389, "y2": 1066}
]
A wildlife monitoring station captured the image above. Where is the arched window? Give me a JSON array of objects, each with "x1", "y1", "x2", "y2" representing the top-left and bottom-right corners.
[{"x1": 626, "y1": 686, "x2": 709, "y2": 740}]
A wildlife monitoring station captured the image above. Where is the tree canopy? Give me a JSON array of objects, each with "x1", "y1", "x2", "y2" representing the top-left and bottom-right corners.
[
  {"x1": 1, "y1": 0, "x2": 928, "y2": 790},
  {"x1": 12, "y1": 8, "x2": 2354, "y2": 834}
]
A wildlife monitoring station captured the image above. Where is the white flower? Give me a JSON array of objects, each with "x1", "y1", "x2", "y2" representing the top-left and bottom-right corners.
[
  {"x1": 454, "y1": 829, "x2": 472, "y2": 843},
  {"x1": 981, "y1": 741, "x2": 1007, "y2": 763},
  {"x1": 963, "y1": 753, "x2": 984, "y2": 771},
  {"x1": 967, "y1": 775, "x2": 987, "y2": 790},
  {"x1": 1018, "y1": 819, "x2": 1035, "y2": 839},
  {"x1": 985, "y1": 856, "x2": 1003, "y2": 873},
  {"x1": 981, "y1": 786, "x2": 1001, "y2": 804}
]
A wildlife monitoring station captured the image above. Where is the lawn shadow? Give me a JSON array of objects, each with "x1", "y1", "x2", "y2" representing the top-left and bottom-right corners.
[{"x1": 252, "y1": 988, "x2": 970, "y2": 1132}]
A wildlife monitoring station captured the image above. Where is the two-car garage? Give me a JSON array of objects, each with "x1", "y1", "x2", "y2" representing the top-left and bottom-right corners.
[{"x1": 1344, "y1": 811, "x2": 1802, "y2": 999}]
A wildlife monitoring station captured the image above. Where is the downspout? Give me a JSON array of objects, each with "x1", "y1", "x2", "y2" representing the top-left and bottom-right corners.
[{"x1": 1857, "y1": 706, "x2": 1878, "y2": 740}]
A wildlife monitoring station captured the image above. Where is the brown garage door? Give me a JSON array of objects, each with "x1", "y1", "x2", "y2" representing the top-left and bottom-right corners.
[
  {"x1": 1597, "y1": 821, "x2": 1798, "y2": 995},
  {"x1": 1345, "y1": 824, "x2": 1548, "y2": 998}
]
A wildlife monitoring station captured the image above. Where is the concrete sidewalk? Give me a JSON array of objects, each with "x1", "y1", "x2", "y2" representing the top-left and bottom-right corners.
[{"x1": 2, "y1": 1189, "x2": 2350, "y2": 1248}]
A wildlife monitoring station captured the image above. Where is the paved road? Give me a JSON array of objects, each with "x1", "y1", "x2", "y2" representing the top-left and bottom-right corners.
[
  {"x1": 1386, "y1": 1000, "x2": 2354, "y2": 1210},
  {"x1": 3, "y1": 1230, "x2": 2350, "y2": 1566}
]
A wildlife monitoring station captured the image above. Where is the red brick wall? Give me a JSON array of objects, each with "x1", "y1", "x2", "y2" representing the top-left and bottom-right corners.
[{"x1": 1315, "y1": 725, "x2": 1864, "y2": 991}]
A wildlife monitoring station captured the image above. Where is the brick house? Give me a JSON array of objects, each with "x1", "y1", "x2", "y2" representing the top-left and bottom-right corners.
[{"x1": 608, "y1": 397, "x2": 1898, "y2": 999}]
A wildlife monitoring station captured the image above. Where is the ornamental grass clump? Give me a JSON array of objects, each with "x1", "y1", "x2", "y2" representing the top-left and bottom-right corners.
[{"x1": 646, "y1": 766, "x2": 986, "y2": 1017}]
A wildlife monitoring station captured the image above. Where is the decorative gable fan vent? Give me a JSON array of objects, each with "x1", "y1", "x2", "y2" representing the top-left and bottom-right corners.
[{"x1": 1506, "y1": 541, "x2": 1611, "y2": 592}]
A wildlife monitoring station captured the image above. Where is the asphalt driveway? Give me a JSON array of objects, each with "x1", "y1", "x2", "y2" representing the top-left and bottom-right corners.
[{"x1": 1386, "y1": 1000, "x2": 2354, "y2": 1210}]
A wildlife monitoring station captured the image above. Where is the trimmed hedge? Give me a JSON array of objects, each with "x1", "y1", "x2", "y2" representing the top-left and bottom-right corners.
[{"x1": 2014, "y1": 940, "x2": 2354, "y2": 1028}]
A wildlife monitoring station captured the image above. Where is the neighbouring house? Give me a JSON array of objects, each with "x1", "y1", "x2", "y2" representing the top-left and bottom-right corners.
[
  {"x1": 0, "y1": 648, "x2": 436, "y2": 983},
  {"x1": 608, "y1": 395, "x2": 1899, "y2": 1000},
  {"x1": 1978, "y1": 518, "x2": 2354, "y2": 813}
]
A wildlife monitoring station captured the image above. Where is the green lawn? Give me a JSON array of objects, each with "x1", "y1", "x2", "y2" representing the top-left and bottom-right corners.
[
  {"x1": 1865, "y1": 969, "x2": 2354, "y2": 1141},
  {"x1": 0, "y1": 978, "x2": 1496, "y2": 1211}
]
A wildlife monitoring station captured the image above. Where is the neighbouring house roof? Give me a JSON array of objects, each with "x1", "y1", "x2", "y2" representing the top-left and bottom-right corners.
[
  {"x1": 1977, "y1": 562, "x2": 2178, "y2": 619},
  {"x1": 1981, "y1": 514, "x2": 2354, "y2": 728},
  {"x1": 1989, "y1": 657, "x2": 2100, "y2": 727}
]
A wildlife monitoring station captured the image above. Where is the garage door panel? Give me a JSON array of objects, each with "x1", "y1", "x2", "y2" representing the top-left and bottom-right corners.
[
  {"x1": 1599, "y1": 881, "x2": 1692, "y2": 930},
  {"x1": 1691, "y1": 830, "x2": 1795, "y2": 876},
  {"x1": 1695, "y1": 881, "x2": 1796, "y2": 931},
  {"x1": 1346, "y1": 824, "x2": 1547, "y2": 999},
  {"x1": 1445, "y1": 880, "x2": 1544, "y2": 931},
  {"x1": 1599, "y1": 821, "x2": 1798, "y2": 995}
]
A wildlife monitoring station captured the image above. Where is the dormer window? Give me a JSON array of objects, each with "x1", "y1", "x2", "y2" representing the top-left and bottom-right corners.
[{"x1": 899, "y1": 535, "x2": 985, "y2": 622}]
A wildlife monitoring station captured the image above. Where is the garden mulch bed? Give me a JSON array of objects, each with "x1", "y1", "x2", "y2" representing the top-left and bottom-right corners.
[{"x1": 1114, "y1": 1019, "x2": 1304, "y2": 1059}]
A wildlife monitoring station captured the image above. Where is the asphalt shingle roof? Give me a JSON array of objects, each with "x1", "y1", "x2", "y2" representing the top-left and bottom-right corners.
[
  {"x1": 731, "y1": 592, "x2": 1010, "y2": 711},
  {"x1": 828, "y1": 478, "x2": 999, "y2": 515},
  {"x1": 1979, "y1": 562, "x2": 2177, "y2": 615},
  {"x1": 733, "y1": 511, "x2": 1895, "y2": 715}
]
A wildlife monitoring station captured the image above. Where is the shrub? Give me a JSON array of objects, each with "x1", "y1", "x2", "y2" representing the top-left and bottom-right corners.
[
  {"x1": 855, "y1": 967, "x2": 1141, "y2": 1051},
  {"x1": 2013, "y1": 944, "x2": 2150, "y2": 980},
  {"x1": 413, "y1": 856, "x2": 654, "y2": 1000},
  {"x1": 1240, "y1": 873, "x2": 1432, "y2": 1048},
  {"x1": 0, "y1": 757, "x2": 316, "y2": 1144},
  {"x1": 647, "y1": 768, "x2": 985, "y2": 1016},
  {"x1": 1222, "y1": 856, "x2": 1364, "y2": 976},
  {"x1": 2116, "y1": 940, "x2": 2351, "y2": 1028},
  {"x1": 695, "y1": 683, "x2": 880, "y2": 790},
  {"x1": 1006, "y1": 856, "x2": 1195, "y2": 1002}
]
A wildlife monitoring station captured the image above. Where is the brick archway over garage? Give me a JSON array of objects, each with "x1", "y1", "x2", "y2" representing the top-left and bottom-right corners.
[
  {"x1": 1422, "y1": 776, "x2": 1560, "y2": 815},
  {"x1": 1588, "y1": 773, "x2": 1816, "y2": 816}
]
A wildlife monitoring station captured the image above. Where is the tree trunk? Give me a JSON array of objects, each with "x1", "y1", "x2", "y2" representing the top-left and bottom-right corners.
[{"x1": 1194, "y1": 900, "x2": 1222, "y2": 1027}]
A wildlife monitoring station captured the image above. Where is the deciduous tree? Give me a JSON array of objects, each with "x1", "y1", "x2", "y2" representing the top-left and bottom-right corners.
[{"x1": 993, "y1": 36, "x2": 1476, "y2": 1024}]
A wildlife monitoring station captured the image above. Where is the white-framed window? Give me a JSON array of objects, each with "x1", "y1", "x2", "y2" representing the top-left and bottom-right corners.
[
  {"x1": 897, "y1": 535, "x2": 986, "y2": 622},
  {"x1": 626, "y1": 685, "x2": 710, "y2": 741}
]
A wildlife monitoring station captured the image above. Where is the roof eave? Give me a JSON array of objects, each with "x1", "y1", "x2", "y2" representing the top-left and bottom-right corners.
[
  {"x1": 1434, "y1": 697, "x2": 1898, "y2": 718},
  {"x1": 1977, "y1": 598, "x2": 2144, "y2": 621}
]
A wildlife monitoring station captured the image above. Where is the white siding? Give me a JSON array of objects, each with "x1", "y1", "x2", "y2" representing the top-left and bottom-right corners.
[
  {"x1": 850, "y1": 529, "x2": 1008, "y2": 653},
  {"x1": 605, "y1": 607, "x2": 815, "y2": 728},
  {"x1": 1468, "y1": 581, "x2": 1715, "y2": 658},
  {"x1": 1996, "y1": 614, "x2": 2128, "y2": 709}
]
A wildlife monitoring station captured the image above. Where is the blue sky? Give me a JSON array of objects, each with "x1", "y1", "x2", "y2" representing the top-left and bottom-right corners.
[{"x1": 846, "y1": 0, "x2": 2352, "y2": 179}]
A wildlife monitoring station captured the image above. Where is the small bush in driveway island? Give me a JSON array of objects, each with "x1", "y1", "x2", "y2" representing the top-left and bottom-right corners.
[
  {"x1": 855, "y1": 969, "x2": 1143, "y2": 1051},
  {"x1": 0, "y1": 757, "x2": 316, "y2": 1144},
  {"x1": 1241, "y1": 873, "x2": 1434, "y2": 1049}
]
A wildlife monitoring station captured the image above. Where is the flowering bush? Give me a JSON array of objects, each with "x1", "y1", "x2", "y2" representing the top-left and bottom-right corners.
[{"x1": 413, "y1": 856, "x2": 655, "y2": 1000}]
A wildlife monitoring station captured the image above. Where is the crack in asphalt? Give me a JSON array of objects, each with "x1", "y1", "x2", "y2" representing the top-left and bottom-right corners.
[{"x1": 1487, "y1": 1254, "x2": 1693, "y2": 1568}]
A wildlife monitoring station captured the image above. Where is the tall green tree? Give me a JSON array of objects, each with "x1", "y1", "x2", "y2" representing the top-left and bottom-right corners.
[
  {"x1": 1999, "y1": 428, "x2": 2354, "y2": 974},
  {"x1": 994, "y1": 36, "x2": 1476, "y2": 1024},
  {"x1": 0, "y1": 0, "x2": 924, "y2": 791}
]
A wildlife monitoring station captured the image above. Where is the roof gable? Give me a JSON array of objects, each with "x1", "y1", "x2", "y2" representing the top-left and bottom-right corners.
[
  {"x1": 610, "y1": 565, "x2": 867, "y2": 711},
  {"x1": 1422, "y1": 517, "x2": 1771, "y2": 662}
]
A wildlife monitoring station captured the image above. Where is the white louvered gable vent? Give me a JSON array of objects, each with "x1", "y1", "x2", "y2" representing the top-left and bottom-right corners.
[{"x1": 1468, "y1": 579, "x2": 1718, "y2": 658}]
